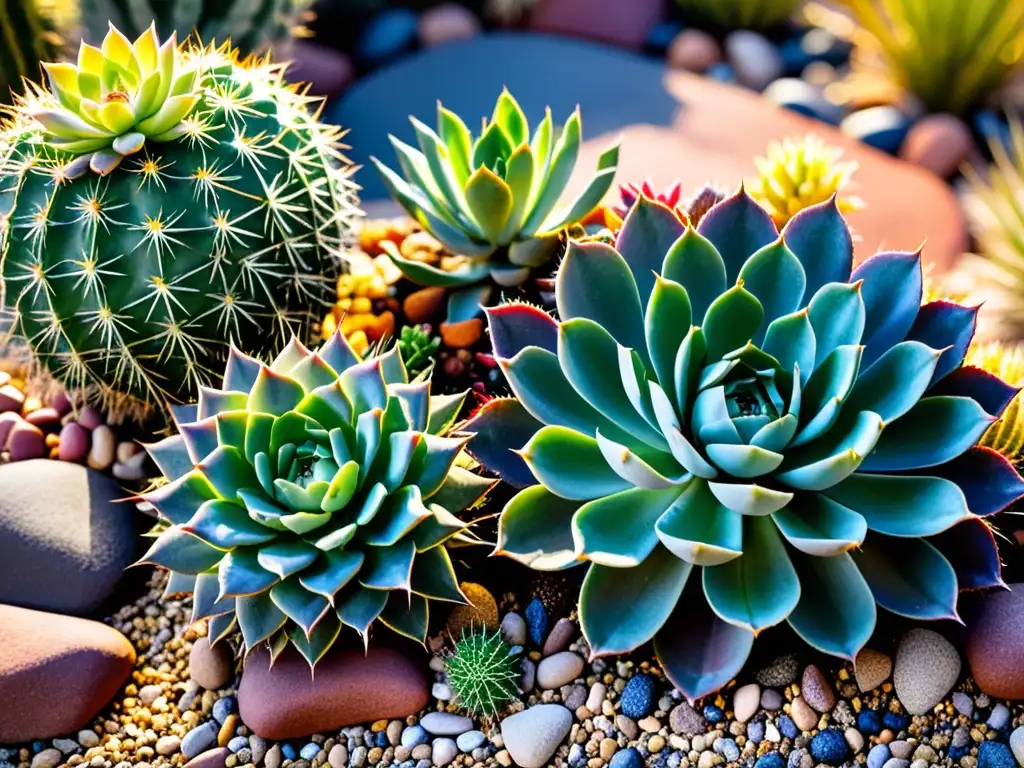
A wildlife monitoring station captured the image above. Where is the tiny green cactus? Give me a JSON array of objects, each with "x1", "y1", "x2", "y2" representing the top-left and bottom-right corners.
[
  {"x1": 372, "y1": 89, "x2": 619, "y2": 326},
  {"x1": 0, "y1": 26, "x2": 359, "y2": 418},
  {"x1": 398, "y1": 324, "x2": 441, "y2": 378},
  {"x1": 445, "y1": 628, "x2": 521, "y2": 717},
  {"x1": 80, "y1": 0, "x2": 312, "y2": 56}
]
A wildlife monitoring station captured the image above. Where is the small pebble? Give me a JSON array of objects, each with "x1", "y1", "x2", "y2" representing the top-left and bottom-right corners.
[
  {"x1": 620, "y1": 673, "x2": 655, "y2": 719},
  {"x1": 867, "y1": 744, "x2": 891, "y2": 768},
  {"x1": 609, "y1": 748, "x2": 644, "y2": 768},
  {"x1": 525, "y1": 598, "x2": 548, "y2": 647},
  {"x1": 725, "y1": 31, "x2": 783, "y2": 91},
  {"x1": 500, "y1": 613, "x2": 526, "y2": 646},
  {"x1": 542, "y1": 618, "x2": 577, "y2": 656},
  {"x1": 667, "y1": 29, "x2": 722, "y2": 73},
  {"x1": 430, "y1": 738, "x2": 457, "y2": 767},
  {"x1": 732, "y1": 683, "x2": 760, "y2": 723},
  {"x1": 801, "y1": 665, "x2": 836, "y2": 713},
  {"x1": 30, "y1": 750, "x2": 61, "y2": 768},
  {"x1": 156, "y1": 737, "x2": 182, "y2": 757},
  {"x1": 790, "y1": 696, "x2": 818, "y2": 732},
  {"x1": 455, "y1": 731, "x2": 485, "y2": 753},
  {"x1": 419, "y1": 713, "x2": 472, "y2": 737},
  {"x1": 536, "y1": 651, "x2": 584, "y2": 689},
  {"x1": 810, "y1": 729, "x2": 848, "y2": 766}
]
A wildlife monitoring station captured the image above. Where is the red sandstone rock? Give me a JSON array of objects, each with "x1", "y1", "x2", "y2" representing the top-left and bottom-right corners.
[
  {"x1": 965, "y1": 584, "x2": 1024, "y2": 699},
  {"x1": 0, "y1": 604, "x2": 136, "y2": 742},
  {"x1": 238, "y1": 645, "x2": 429, "y2": 739}
]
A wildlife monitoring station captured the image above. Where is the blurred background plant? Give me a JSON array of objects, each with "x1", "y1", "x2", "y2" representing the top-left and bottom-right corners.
[
  {"x1": 824, "y1": 0, "x2": 1024, "y2": 116},
  {"x1": 673, "y1": 0, "x2": 804, "y2": 31},
  {"x1": 0, "y1": 0, "x2": 68, "y2": 105},
  {"x1": 966, "y1": 341, "x2": 1024, "y2": 463},
  {"x1": 961, "y1": 116, "x2": 1024, "y2": 340},
  {"x1": 78, "y1": 0, "x2": 315, "y2": 54}
]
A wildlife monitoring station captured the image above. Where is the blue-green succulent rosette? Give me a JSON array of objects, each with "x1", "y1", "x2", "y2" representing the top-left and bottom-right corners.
[
  {"x1": 136, "y1": 330, "x2": 494, "y2": 667},
  {"x1": 463, "y1": 190, "x2": 1024, "y2": 701}
]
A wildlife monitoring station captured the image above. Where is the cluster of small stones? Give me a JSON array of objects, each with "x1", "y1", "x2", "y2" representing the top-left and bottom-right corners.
[
  {"x1": 0, "y1": 365, "x2": 141, "y2": 478},
  {"x1": 6, "y1": 571, "x2": 1024, "y2": 768}
]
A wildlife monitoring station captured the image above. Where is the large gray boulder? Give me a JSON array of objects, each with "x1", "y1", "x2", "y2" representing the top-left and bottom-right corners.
[{"x1": 0, "y1": 459, "x2": 144, "y2": 614}]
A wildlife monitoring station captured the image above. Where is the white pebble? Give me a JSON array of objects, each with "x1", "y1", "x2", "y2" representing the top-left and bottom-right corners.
[
  {"x1": 31, "y1": 749, "x2": 62, "y2": 768},
  {"x1": 432, "y1": 682, "x2": 452, "y2": 701},
  {"x1": 500, "y1": 613, "x2": 527, "y2": 646},
  {"x1": 586, "y1": 683, "x2": 606, "y2": 714},
  {"x1": 536, "y1": 651, "x2": 584, "y2": 690},
  {"x1": 86, "y1": 425, "x2": 116, "y2": 470},
  {"x1": 732, "y1": 683, "x2": 760, "y2": 723},
  {"x1": 78, "y1": 731, "x2": 100, "y2": 749},
  {"x1": 431, "y1": 737, "x2": 458, "y2": 767},
  {"x1": 155, "y1": 736, "x2": 181, "y2": 756}
]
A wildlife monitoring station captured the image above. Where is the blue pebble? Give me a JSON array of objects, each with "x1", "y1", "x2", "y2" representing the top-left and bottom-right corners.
[
  {"x1": 706, "y1": 63, "x2": 736, "y2": 83},
  {"x1": 718, "y1": 739, "x2": 740, "y2": 762},
  {"x1": 866, "y1": 743, "x2": 890, "y2": 768},
  {"x1": 525, "y1": 597, "x2": 548, "y2": 647},
  {"x1": 227, "y1": 737, "x2": 249, "y2": 753},
  {"x1": 281, "y1": 744, "x2": 298, "y2": 761},
  {"x1": 882, "y1": 711, "x2": 910, "y2": 732},
  {"x1": 778, "y1": 37, "x2": 813, "y2": 74},
  {"x1": 778, "y1": 714, "x2": 798, "y2": 739},
  {"x1": 857, "y1": 710, "x2": 882, "y2": 735},
  {"x1": 763, "y1": 78, "x2": 843, "y2": 125},
  {"x1": 212, "y1": 696, "x2": 236, "y2": 725},
  {"x1": 621, "y1": 674, "x2": 656, "y2": 719},
  {"x1": 755, "y1": 754, "x2": 785, "y2": 768},
  {"x1": 609, "y1": 748, "x2": 645, "y2": 768},
  {"x1": 841, "y1": 106, "x2": 911, "y2": 154},
  {"x1": 949, "y1": 744, "x2": 969, "y2": 760},
  {"x1": 357, "y1": 8, "x2": 418, "y2": 63},
  {"x1": 747, "y1": 720, "x2": 766, "y2": 745},
  {"x1": 401, "y1": 725, "x2": 430, "y2": 749},
  {"x1": 786, "y1": 749, "x2": 806, "y2": 768},
  {"x1": 375, "y1": 732, "x2": 388, "y2": 748},
  {"x1": 645, "y1": 21, "x2": 684, "y2": 54},
  {"x1": 703, "y1": 705, "x2": 725, "y2": 723},
  {"x1": 31, "y1": 742, "x2": 45, "y2": 754},
  {"x1": 979, "y1": 741, "x2": 1017, "y2": 768},
  {"x1": 809, "y1": 728, "x2": 848, "y2": 766},
  {"x1": 300, "y1": 743, "x2": 320, "y2": 761}
]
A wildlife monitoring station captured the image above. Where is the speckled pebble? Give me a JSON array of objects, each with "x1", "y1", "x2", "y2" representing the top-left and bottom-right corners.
[
  {"x1": 620, "y1": 673, "x2": 655, "y2": 719},
  {"x1": 854, "y1": 649, "x2": 893, "y2": 693},
  {"x1": 988, "y1": 703, "x2": 1011, "y2": 730},
  {"x1": 520, "y1": 657, "x2": 536, "y2": 693},
  {"x1": 1009, "y1": 726, "x2": 1024, "y2": 765},
  {"x1": 893, "y1": 629, "x2": 961, "y2": 715},
  {"x1": 810, "y1": 729, "x2": 848, "y2": 766},
  {"x1": 30, "y1": 749, "x2": 61, "y2": 768},
  {"x1": 756, "y1": 655, "x2": 799, "y2": 687},
  {"x1": 525, "y1": 598, "x2": 548, "y2": 647},
  {"x1": 801, "y1": 665, "x2": 836, "y2": 713},
  {"x1": 979, "y1": 742, "x2": 1017, "y2": 768},
  {"x1": 890, "y1": 741, "x2": 913, "y2": 760},
  {"x1": 731, "y1": 683, "x2": 760, "y2": 723}
]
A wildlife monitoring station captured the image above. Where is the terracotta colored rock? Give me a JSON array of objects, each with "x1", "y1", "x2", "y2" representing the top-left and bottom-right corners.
[
  {"x1": 899, "y1": 113, "x2": 974, "y2": 179},
  {"x1": 440, "y1": 318, "x2": 483, "y2": 348},
  {"x1": 190, "y1": 636, "x2": 235, "y2": 690},
  {"x1": 238, "y1": 645, "x2": 429, "y2": 739},
  {"x1": 446, "y1": 582, "x2": 499, "y2": 637},
  {"x1": 966, "y1": 584, "x2": 1024, "y2": 699},
  {"x1": 0, "y1": 604, "x2": 135, "y2": 742},
  {"x1": 336, "y1": 36, "x2": 966, "y2": 273},
  {"x1": 7, "y1": 420, "x2": 45, "y2": 461},
  {"x1": 0, "y1": 460, "x2": 142, "y2": 614},
  {"x1": 667, "y1": 29, "x2": 722, "y2": 73},
  {"x1": 284, "y1": 40, "x2": 355, "y2": 98},
  {"x1": 419, "y1": 3, "x2": 481, "y2": 47},
  {"x1": 403, "y1": 286, "x2": 446, "y2": 324},
  {"x1": 529, "y1": 0, "x2": 665, "y2": 49}
]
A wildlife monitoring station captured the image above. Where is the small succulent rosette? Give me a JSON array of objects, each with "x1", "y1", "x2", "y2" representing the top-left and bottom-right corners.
[
  {"x1": 372, "y1": 89, "x2": 620, "y2": 325},
  {"x1": 465, "y1": 191, "x2": 1024, "y2": 701},
  {"x1": 138, "y1": 330, "x2": 493, "y2": 666}
]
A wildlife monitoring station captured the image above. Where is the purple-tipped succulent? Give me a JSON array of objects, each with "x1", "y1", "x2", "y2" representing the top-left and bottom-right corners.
[{"x1": 463, "y1": 190, "x2": 1024, "y2": 701}]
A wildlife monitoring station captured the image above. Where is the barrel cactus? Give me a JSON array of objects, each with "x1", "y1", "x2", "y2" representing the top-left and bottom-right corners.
[
  {"x1": 371, "y1": 89, "x2": 619, "y2": 325},
  {"x1": 80, "y1": 0, "x2": 311, "y2": 56},
  {"x1": 0, "y1": 25, "x2": 358, "y2": 418},
  {"x1": 464, "y1": 191, "x2": 1024, "y2": 700},
  {"x1": 141, "y1": 328, "x2": 492, "y2": 664}
]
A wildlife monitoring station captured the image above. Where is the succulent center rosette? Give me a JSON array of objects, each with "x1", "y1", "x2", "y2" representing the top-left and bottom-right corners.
[
  {"x1": 464, "y1": 191, "x2": 1024, "y2": 700},
  {"x1": 138, "y1": 330, "x2": 493, "y2": 666},
  {"x1": 28, "y1": 23, "x2": 198, "y2": 175}
]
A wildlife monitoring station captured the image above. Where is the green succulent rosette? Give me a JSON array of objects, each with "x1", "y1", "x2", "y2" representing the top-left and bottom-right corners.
[
  {"x1": 465, "y1": 191, "x2": 1024, "y2": 700},
  {"x1": 139, "y1": 330, "x2": 493, "y2": 666},
  {"x1": 371, "y1": 89, "x2": 619, "y2": 325}
]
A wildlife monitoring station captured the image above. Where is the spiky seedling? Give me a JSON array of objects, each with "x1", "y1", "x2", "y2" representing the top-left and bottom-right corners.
[
  {"x1": 139, "y1": 329, "x2": 495, "y2": 666},
  {"x1": 80, "y1": 0, "x2": 312, "y2": 56},
  {"x1": 0, "y1": 26, "x2": 359, "y2": 419},
  {"x1": 372, "y1": 89, "x2": 620, "y2": 326},
  {"x1": 675, "y1": 0, "x2": 803, "y2": 30},
  {"x1": 445, "y1": 628, "x2": 520, "y2": 717},
  {"x1": 967, "y1": 342, "x2": 1024, "y2": 462},
  {"x1": 749, "y1": 135, "x2": 862, "y2": 229},
  {"x1": 464, "y1": 190, "x2": 1024, "y2": 702},
  {"x1": 399, "y1": 325, "x2": 441, "y2": 378}
]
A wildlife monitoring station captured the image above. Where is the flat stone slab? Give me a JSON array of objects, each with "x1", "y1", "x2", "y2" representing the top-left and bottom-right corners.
[
  {"x1": 0, "y1": 460, "x2": 143, "y2": 615},
  {"x1": 333, "y1": 34, "x2": 965, "y2": 271}
]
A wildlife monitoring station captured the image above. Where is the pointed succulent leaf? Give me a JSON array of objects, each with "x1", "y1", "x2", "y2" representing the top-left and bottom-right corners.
[
  {"x1": 464, "y1": 166, "x2": 514, "y2": 243},
  {"x1": 702, "y1": 283, "x2": 764, "y2": 361},
  {"x1": 654, "y1": 586, "x2": 754, "y2": 703},
  {"x1": 780, "y1": 198, "x2": 853, "y2": 300},
  {"x1": 851, "y1": 250, "x2": 923, "y2": 367},
  {"x1": 614, "y1": 197, "x2": 687, "y2": 310},
  {"x1": 772, "y1": 494, "x2": 866, "y2": 556},
  {"x1": 485, "y1": 303, "x2": 558, "y2": 359},
  {"x1": 646, "y1": 277, "x2": 692, "y2": 400},
  {"x1": 824, "y1": 473, "x2": 970, "y2": 536},
  {"x1": 573, "y1": 486, "x2": 682, "y2": 567},
  {"x1": 930, "y1": 518, "x2": 1005, "y2": 591},
  {"x1": 461, "y1": 398, "x2": 540, "y2": 488},
  {"x1": 410, "y1": 545, "x2": 466, "y2": 602},
  {"x1": 807, "y1": 282, "x2": 865, "y2": 367},
  {"x1": 336, "y1": 587, "x2": 388, "y2": 635},
  {"x1": 145, "y1": 434, "x2": 194, "y2": 482},
  {"x1": 919, "y1": 447, "x2": 1024, "y2": 517},
  {"x1": 661, "y1": 228, "x2": 728, "y2": 323},
  {"x1": 521, "y1": 425, "x2": 633, "y2": 500},
  {"x1": 236, "y1": 593, "x2": 288, "y2": 648},
  {"x1": 850, "y1": 535, "x2": 960, "y2": 621},
  {"x1": 580, "y1": 544, "x2": 692, "y2": 658},
  {"x1": 495, "y1": 485, "x2": 581, "y2": 570},
  {"x1": 708, "y1": 482, "x2": 792, "y2": 516},
  {"x1": 844, "y1": 341, "x2": 941, "y2": 422},
  {"x1": 138, "y1": 525, "x2": 225, "y2": 573},
  {"x1": 696, "y1": 187, "x2": 778, "y2": 282},
  {"x1": 905, "y1": 301, "x2": 978, "y2": 385},
  {"x1": 786, "y1": 549, "x2": 876, "y2": 659},
  {"x1": 359, "y1": 540, "x2": 417, "y2": 591},
  {"x1": 737, "y1": 239, "x2": 807, "y2": 334},
  {"x1": 655, "y1": 480, "x2": 743, "y2": 566}
]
